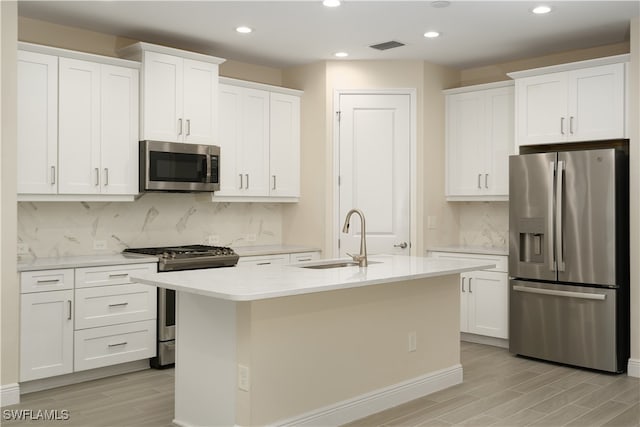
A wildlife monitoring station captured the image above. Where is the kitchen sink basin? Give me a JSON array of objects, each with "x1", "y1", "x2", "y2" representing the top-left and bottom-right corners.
[{"x1": 299, "y1": 260, "x2": 381, "y2": 269}]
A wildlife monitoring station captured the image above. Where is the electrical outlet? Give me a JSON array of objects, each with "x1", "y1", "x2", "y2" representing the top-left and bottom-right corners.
[
  {"x1": 17, "y1": 243, "x2": 29, "y2": 254},
  {"x1": 207, "y1": 235, "x2": 220, "y2": 245},
  {"x1": 408, "y1": 332, "x2": 417, "y2": 352},
  {"x1": 238, "y1": 364, "x2": 250, "y2": 391},
  {"x1": 93, "y1": 240, "x2": 107, "y2": 250},
  {"x1": 246, "y1": 233, "x2": 256, "y2": 242}
]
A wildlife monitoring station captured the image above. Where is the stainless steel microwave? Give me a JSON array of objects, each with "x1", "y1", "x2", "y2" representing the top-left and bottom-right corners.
[{"x1": 140, "y1": 140, "x2": 220, "y2": 192}]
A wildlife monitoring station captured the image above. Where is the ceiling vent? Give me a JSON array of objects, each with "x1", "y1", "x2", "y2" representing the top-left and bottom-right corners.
[{"x1": 369, "y1": 41, "x2": 405, "y2": 51}]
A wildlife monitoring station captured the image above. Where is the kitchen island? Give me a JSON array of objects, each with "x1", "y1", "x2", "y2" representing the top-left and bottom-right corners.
[{"x1": 133, "y1": 255, "x2": 494, "y2": 427}]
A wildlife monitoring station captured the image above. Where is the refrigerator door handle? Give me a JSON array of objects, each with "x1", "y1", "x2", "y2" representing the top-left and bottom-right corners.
[
  {"x1": 513, "y1": 285, "x2": 606, "y2": 301},
  {"x1": 556, "y1": 160, "x2": 566, "y2": 271},
  {"x1": 548, "y1": 161, "x2": 556, "y2": 271}
]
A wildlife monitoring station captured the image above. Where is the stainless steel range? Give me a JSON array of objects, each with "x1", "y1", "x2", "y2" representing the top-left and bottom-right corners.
[{"x1": 123, "y1": 245, "x2": 239, "y2": 368}]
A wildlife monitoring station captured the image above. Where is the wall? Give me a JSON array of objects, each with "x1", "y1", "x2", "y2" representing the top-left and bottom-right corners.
[
  {"x1": 1, "y1": 0, "x2": 19, "y2": 400},
  {"x1": 629, "y1": 16, "x2": 639, "y2": 375}
]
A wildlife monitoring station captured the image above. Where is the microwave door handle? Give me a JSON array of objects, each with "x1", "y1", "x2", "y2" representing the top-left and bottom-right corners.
[
  {"x1": 206, "y1": 154, "x2": 212, "y2": 183},
  {"x1": 548, "y1": 161, "x2": 556, "y2": 272},
  {"x1": 556, "y1": 160, "x2": 565, "y2": 271}
]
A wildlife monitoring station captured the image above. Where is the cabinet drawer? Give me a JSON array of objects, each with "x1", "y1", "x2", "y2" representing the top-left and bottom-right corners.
[
  {"x1": 21, "y1": 269, "x2": 74, "y2": 293},
  {"x1": 429, "y1": 251, "x2": 508, "y2": 272},
  {"x1": 75, "y1": 283, "x2": 157, "y2": 330},
  {"x1": 75, "y1": 263, "x2": 156, "y2": 288},
  {"x1": 237, "y1": 254, "x2": 289, "y2": 267},
  {"x1": 74, "y1": 319, "x2": 156, "y2": 372},
  {"x1": 289, "y1": 251, "x2": 321, "y2": 264}
]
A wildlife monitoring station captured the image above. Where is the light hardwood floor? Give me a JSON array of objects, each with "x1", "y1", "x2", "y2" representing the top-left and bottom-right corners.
[{"x1": 3, "y1": 342, "x2": 639, "y2": 426}]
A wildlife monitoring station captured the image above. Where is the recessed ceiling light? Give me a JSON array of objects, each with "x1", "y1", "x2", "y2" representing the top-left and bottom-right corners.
[
  {"x1": 236, "y1": 26, "x2": 253, "y2": 34},
  {"x1": 424, "y1": 31, "x2": 440, "y2": 38},
  {"x1": 334, "y1": 52, "x2": 349, "y2": 58},
  {"x1": 323, "y1": 0, "x2": 341, "y2": 7},
  {"x1": 532, "y1": 5, "x2": 552, "y2": 14}
]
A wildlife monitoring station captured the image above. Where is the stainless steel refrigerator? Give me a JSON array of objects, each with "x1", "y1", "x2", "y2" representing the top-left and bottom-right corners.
[{"x1": 509, "y1": 147, "x2": 629, "y2": 373}]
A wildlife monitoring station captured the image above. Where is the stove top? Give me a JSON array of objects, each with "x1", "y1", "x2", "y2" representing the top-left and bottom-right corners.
[{"x1": 124, "y1": 244, "x2": 239, "y2": 272}]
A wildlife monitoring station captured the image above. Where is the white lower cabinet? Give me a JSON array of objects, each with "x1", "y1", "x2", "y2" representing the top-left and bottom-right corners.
[
  {"x1": 20, "y1": 289, "x2": 74, "y2": 382},
  {"x1": 429, "y1": 251, "x2": 508, "y2": 340},
  {"x1": 237, "y1": 251, "x2": 321, "y2": 266},
  {"x1": 19, "y1": 262, "x2": 157, "y2": 382}
]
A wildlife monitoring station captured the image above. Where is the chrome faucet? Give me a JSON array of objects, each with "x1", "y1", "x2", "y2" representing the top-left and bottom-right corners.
[{"x1": 342, "y1": 208, "x2": 368, "y2": 267}]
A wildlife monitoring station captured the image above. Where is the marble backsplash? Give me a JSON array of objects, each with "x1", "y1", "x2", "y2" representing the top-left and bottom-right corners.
[
  {"x1": 457, "y1": 201, "x2": 509, "y2": 249},
  {"x1": 18, "y1": 193, "x2": 282, "y2": 259}
]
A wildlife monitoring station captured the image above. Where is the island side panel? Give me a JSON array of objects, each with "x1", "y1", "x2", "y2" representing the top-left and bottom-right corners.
[
  {"x1": 174, "y1": 292, "x2": 237, "y2": 427},
  {"x1": 241, "y1": 275, "x2": 461, "y2": 426}
]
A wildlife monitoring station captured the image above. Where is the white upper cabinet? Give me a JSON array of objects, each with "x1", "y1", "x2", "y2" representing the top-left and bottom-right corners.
[
  {"x1": 270, "y1": 92, "x2": 301, "y2": 198},
  {"x1": 510, "y1": 56, "x2": 628, "y2": 146},
  {"x1": 445, "y1": 82, "x2": 514, "y2": 201},
  {"x1": 17, "y1": 43, "x2": 140, "y2": 201},
  {"x1": 214, "y1": 77, "x2": 302, "y2": 202},
  {"x1": 17, "y1": 50, "x2": 58, "y2": 194},
  {"x1": 118, "y1": 43, "x2": 225, "y2": 145}
]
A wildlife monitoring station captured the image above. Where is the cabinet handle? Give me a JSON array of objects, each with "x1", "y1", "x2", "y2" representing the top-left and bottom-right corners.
[
  {"x1": 37, "y1": 279, "x2": 59, "y2": 284},
  {"x1": 469, "y1": 278, "x2": 473, "y2": 293},
  {"x1": 272, "y1": 175, "x2": 277, "y2": 190},
  {"x1": 560, "y1": 117, "x2": 565, "y2": 135},
  {"x1": 104, "y1": 168, "x2": 109, "y2": 186},
  {"x1": 245, "y1": 174, "x2": 249, "y2": 189},
  {"x1": 256, "y1": 262, "x2": 271, "y2": 266},
  {"x1": 178, "y1": 118, "x2": 183, "y2": 136},
  {"x1": 461, "y1": 277, "x2": 466, "y2": 292},
  {"x1": 298, "y1": 258, "x2": 312, "y2": 262},
  {"x1": 477, "y1": 174, "x2": 482, "y2": 189},
  {"x1": 485, "y1": 174, "x2": 489, "y2": 189},
  {"x1": 108, "y1": 302, "x2": 129, "y2": 308},
  {"x1": 51, "y1": 166, "x2": 56, "y2": 185},
  {"x1": 67, "y1": 300, "x2": 72, "y2": 320},
  {"x1": 186, "y1": 119, "x2": 191, "y2": 136},
  {"x1": 109, "y1": 273, "x2": 128, "y2": 279},
  {"x1": 94, "y1": 168, "x2": 100, "y2": 186},
  {"x1": 108, "y1": 341, "x2": 128, "y2": 348},
  {"x1": 569, "y1": 116, "x2": 574, "y2": 134},
  {"x1": 239, "y1": 174, "x2": 244, "y2": 189}
]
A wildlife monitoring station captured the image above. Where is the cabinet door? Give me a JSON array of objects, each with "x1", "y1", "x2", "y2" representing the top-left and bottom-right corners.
[
  {"x1": 568, "y1": 63, "x2": 625, "y2": 142},
  {"x1": 17, "y1": 51, "x2": 58, "y2": 194},
  {"x1": 516, "y1": 72, "x2": 568, "y2": 146},
  {"x1": 269, "y1": 92, "x2": 301, "y2": 197},
  {"x1": 446, "y1": 91, "x2": 486, "y2": 196},
  {"x1": 100, "y1": 64, "x2": 139, "y2": 195},
  {"x1": 58, "y1": 58, "x2": 101, "y2": 194},
  {"x1": 237, "y1": 254, "x2": 289, "y2": 266},
  {"x1": 20, "y1": 290, "x2": 74, "y2": 381},
  {"x1": 183, "y1": 59, "x2": 218, "y2": 144},
  {"x1": 142, "y1": 51, "x2": 183, "y2": 142},
  {"x1": 241, "y1": 88, "x2": 270, "y2": 196},
  {"x1": 216, "y1": 84, "x2": 243, "y2": 196},
  {"x1": 467, "y1": 271, "x2": 508, "y2": 339},
  {"x1": 485, "y1": 86, "x2": 514, "y2": 196},
  {"x1": 289, "y1": 251, "x2": 321, "y2": 264}
]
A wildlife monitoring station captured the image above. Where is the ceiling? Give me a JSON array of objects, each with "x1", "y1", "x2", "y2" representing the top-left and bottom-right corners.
[{"x1": 17, "y1": 1, "x2": 640, "y2": 70}]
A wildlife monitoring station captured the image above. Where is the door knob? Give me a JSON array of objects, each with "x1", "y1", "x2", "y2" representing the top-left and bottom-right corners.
[{"x1": 394, "y1": 242, "x2": 408, "y2": 249}]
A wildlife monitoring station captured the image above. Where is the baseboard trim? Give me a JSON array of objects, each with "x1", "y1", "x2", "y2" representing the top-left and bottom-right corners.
[
  {"x1": 272, "y1": 364, "x2": 463, "y2": 427},
  {"x1": 461, "y1": 333, "x2": 509, "y2": 349},
  {"x1": 20, "y1": 360, "x2": 150, "y2": 394},
  {"x1": 628, "y1": 358, "x2": 640, "y2": 378},
  {"x1": 0, "y1": 383, "x2": 21, "y2": 407}
]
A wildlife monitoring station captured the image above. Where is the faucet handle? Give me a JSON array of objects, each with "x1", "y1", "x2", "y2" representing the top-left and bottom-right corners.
[{"x1": 347, "y1": 252, "x2": 364, "y2": 261}]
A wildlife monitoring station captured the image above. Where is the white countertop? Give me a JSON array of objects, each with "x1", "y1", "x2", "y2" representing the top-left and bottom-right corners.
[
  {"x1": 427, "y1": 246, "x2": 509, "y2": 256},
  {"x1": 131, "y1": 255, "x2": 494, "y2": 301},
  {"x1": 232, "y1": 244, "x2": 321, "y2": 257},
  {"x1": 17, "y1": 253, "x2": 158, "y2": 272}
]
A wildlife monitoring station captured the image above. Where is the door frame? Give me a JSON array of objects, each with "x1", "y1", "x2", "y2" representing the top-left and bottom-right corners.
[{"x1": 331, "y1": 88, "x2": 418, "y2": 258}]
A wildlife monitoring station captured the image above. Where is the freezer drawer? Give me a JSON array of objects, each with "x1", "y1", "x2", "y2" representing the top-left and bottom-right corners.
[{"x1": 509, "y1": 279, "x2": 623, "y2": 373}]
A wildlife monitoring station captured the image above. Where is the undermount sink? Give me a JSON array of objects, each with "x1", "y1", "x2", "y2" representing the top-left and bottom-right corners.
[{"x1": 299, "y1": 260, "x2": 381, "y2": 269}]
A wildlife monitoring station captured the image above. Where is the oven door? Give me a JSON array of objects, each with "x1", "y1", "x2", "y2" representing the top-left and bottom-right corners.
[
  {"x1": 141, "y1": 140, "x2": 220, "y2": 192},
  {"x1": 158, "y1": 287, "x2": 175, "y2": 342}
]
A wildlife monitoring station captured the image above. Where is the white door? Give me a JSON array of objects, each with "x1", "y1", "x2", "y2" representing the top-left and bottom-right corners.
[
  {"x1": 142, "y1": 51, "x2": 183, "y2": 142},
  {"x1": 58, "y1": 57, "x2": 101, "y2": 194},
  {"x1": 270, "y1": 92, "x2": 301, "y2": 197},
  {"x1": 183, "y1": 58, "x2": 218, "y2": 144},
  {"x1": 338, "y1": 93, "x2": 411, "y2": 256},
  {"x1": 241, "y1": 88, "x2": 270, "y2": 196},
  {"x1": 485, "y1": 86, "x2": 514, "y2": 196},
  {"x1": 216, "y1": 84, "x2": 243, "y2": 196},
  {"x1": 467, "y1": 271, "x2": 508, "y2": 339},
  {"x1": 100, "y1": 64, "x2": 139, "y2": 195}
]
